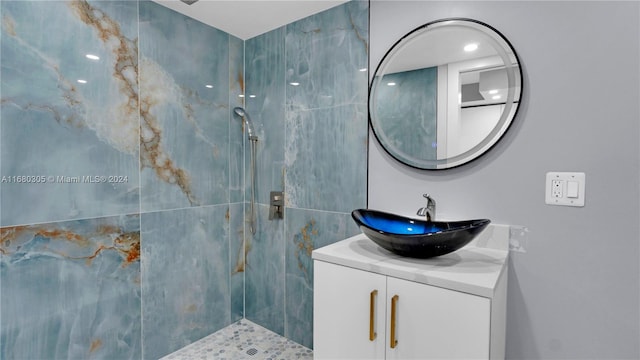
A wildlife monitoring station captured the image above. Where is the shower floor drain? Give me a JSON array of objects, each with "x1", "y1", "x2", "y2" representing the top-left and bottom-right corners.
[{"x1": 246, "y1": 348, "x2": 258, "y2": 356}]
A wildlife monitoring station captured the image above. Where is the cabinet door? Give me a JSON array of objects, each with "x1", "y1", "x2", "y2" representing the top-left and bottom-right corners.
[
  {"x1": 386, "y1": 277, "x2": 491, "y2": 360},
  {"x1": 314, "y1": 261, "x2": 387, "y2": 360}
]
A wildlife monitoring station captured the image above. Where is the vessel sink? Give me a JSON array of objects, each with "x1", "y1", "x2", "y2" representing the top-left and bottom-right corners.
[{"x1": 351, "y1": 209, "x2": 490, "y2": 258}]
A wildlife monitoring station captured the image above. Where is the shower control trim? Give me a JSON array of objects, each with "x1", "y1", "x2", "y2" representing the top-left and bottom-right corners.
[{"x1": 269, "y1": 191, "x2": 284, "y2": 220}]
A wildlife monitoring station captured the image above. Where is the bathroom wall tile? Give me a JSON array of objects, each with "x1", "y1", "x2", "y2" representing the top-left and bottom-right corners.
[
  {"x1": 229, "y1": 202, "x2": 245, "y2": 322},
  {"x1": 229, "y1": 36, "x2": 246, "y2": 204},
  {"x1": 245, "y1": 204, "x2": 286, "y2": 336},
  {"x1": 139, "y1": 1, "x2": 230, "y2": 212},
  {"x1": 283, "y1": 0, "x2": 369, "y2": 214},
  {"x1": 284, "y1": 208, "x2": 361, "y2": 348},
  {"x1": 285, "y1": 104, "x2": 368, "y2": 213},
  {"x1": 285, "y1": 0, "x2": 369, "y2": 111},
  {"x1": 0, "y1": 1, "x2": 140, "y2": 226},
  {"x1": 242, "y1": 29, "x2": 287, "y2": 338},
  {"x1": 141, "y1": 205, "x2": 231, "y2": 359},
  {"x1": 245, "y1": 27, "x2": 286, "y2": 206},
  {"x1": 0, "y1": 214, "x2": 141, "y2": 359}
]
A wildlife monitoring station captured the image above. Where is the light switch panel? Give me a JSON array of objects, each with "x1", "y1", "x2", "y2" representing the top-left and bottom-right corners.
[
  {"x1": 567, "y1": 181, "x2": 579, "y2": 198},
  {"x1": 545, "y1": 172, "x2": 585, "y2": 207}
]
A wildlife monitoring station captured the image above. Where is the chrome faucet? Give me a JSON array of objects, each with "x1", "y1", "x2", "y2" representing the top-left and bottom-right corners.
[{"x1": 416, "y1": 194, "x2": 436, "y2": 222}]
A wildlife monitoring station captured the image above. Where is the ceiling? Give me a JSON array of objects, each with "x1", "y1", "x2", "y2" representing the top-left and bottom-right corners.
[{"x1": 152, "y1": 0, "x2": 349, "y2": 40}]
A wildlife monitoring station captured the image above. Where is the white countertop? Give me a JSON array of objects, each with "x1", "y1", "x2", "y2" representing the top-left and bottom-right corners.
[{"x1": 312, "y1": 224, "x2": 510, "y2": 298}]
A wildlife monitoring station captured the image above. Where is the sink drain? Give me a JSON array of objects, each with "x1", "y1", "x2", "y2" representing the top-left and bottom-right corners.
[{"x1": 246, "y1": 348, "x2": 258, "y2": 356}]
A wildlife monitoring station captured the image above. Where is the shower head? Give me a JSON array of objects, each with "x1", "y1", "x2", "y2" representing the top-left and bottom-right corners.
[
  {"x1": 233, "y1": 107, "x2": 247, "y2": 117},
  {"x1": 234, "y1": 107, "x2": 258, "y2": 141}
]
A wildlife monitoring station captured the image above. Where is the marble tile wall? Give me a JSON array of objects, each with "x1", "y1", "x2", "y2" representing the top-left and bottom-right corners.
[
  {"x1": 285, "y1": 209, "x2": 362, "y2": 347},
  {"x1": 243, "y1": 25, "x2": 287, "y2": 336},
  {"x1": 1, "y1": 0, "x2": 369, "y2": 357},
  {"x1": 1, "y1": 215, "x2": 142, "y2": 359},
  {"x1": 243, "y1": 0, "x2": 369, "y2": 349},
  {"x1": 138, "y1": 1, "x2": 231, "y2": 212},
  {"x1": 141, "y1": 206, "x2": 230, "y2": 359},
  {"x1": 0, "y1": 0, "x2": 141, "y2": 227},
  {"x1": 0, "y1": 1, "x2": 243, "y2": 359}
]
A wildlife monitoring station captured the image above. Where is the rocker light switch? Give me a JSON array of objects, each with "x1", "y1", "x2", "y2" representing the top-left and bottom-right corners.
[{"x1": 567, "y1": 181, "x2": 579, "y2": 198}]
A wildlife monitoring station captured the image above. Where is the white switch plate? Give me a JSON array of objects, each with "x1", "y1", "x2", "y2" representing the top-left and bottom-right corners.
[{"x1": 545, "y1": 172, "x2": 586, "y2": 207}]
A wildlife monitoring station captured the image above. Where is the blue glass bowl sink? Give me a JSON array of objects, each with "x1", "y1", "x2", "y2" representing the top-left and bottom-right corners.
[{"x1": 351, "y1": 209, "x2": 491, "y2": 258}]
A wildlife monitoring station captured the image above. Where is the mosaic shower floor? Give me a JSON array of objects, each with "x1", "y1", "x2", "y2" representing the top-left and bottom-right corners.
[{"x1": 161, "y1": 319, "x2": 314, "y2": 360}]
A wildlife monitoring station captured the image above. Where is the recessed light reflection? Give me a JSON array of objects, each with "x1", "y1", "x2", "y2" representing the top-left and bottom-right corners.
[
  {"x1": 205, "y1": 84, "x2": 213, "y2": 89},
  {"x1": 238, "y1": 94, "x2": 245, "y2": 98},
  {"x1": 387, "y1": 82, "x2": 396, "y2": 86},
  {"x1": 249, "y1": 95, "x2": 256, "y2": 98},
  {"x1": 359, "y1": 68, "x2": 367, "y2": 72},
  {"x1": 85, "y1": 54, "x2": 100, "y2": 61},
  {"x1": 492, "y1": 95, "x2": 502, "y2": 100},
  {"x1": 464, "y1": 43, "x2": 478, "y2": 52},
  {"x1": 489, "y1": 89, "x2": 498, "y2": 95},
  {"x1": 77, "y1": 79, "x2": 87, "y2": 84},
  {"x1": 289, "y1": 82, "x2": 300, "y2": 86}
]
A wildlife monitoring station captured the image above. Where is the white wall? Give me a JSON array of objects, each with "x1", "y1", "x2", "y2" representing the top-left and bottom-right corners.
[
  {"x1": 458, "y1": 104, "x2": 503, "y2": 157},
  {"x1": 368, "y1": 1, "x2": 640, "y2": 358}
]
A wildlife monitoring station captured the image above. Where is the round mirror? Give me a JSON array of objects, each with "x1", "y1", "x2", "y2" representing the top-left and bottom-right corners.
[{"x1": 370, "y1": 18, "x2": 522, "y2": 170}]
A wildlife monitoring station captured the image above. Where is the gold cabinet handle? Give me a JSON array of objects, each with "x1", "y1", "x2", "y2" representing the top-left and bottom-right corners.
[
  {"x1": 390, "y1": 295, "x2": 399, "y2": 349},
  {"x1": 369, "y1": 290, "x2": 378, "y2": 341}
]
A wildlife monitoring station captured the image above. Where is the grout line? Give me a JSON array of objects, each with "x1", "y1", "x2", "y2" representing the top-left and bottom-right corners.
[
  {"x1": 0, "y1": 203, "x2": 245, "y2": 229},
  {"x1": 136, "y1": 2, "x2": 144, "y2": 357},
  {"x1": 242, "y1": 37, "x2": 247, "y2": 324},
  {"x1": 282, "y1": 23, "x2": 289, "y2": 340}
]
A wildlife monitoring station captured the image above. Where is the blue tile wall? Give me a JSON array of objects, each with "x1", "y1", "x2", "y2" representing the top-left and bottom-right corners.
[
  {"x1": 229, "y1": 202, "x2": 246, "y2": 322},
  {"x1": 228, "y1": 34, "x2": 245, "y2": 325},
  {"x1": 245, "y1": 204, "x2": 286, "y2": 336},
  {"x1": 0, "y1": 0, "x2": 140, "y2": 226},
  {"x1": 0, "y1": 0, "x2": 369, "y2": 356},
  {"x1": 0, "y1": 1, "x2": 242, "y2": 359},
  {"x1": 141, "y1": 206, "x2": 230, "y2": 359},
  {"x1": 229, "y1": 36, "x2": 246, "y2": 204},
  {"x1": 285, "y1": 1, "x2": 368, "y2": 348},
  {"x1": 285, "y1": 0, "x2": 368, "y2": 213},
  {"x1": 241, "y1": 24, "x2": 288, "y2": 335},
  {"x1": 285, "y1": 1, "x2": 369, "y2": 112},
  {"x1": 243, "y1": 0, "x2": 369, "y2": 349},
  {"x1": 139, "y1": 1, "x2": 230, "y2": 212},
  {"x1": 245, "y1": 27, "x2": 286, "y2": 206},
  {"x1": 1, "y1": 215, "x2": 141, "y2": 359},
  {"x1": 284, "y1": 208, "x2": 361, "y2": 348},
  {"x1": 285, "y1": 104, "x2": 368, "y2": 213}
]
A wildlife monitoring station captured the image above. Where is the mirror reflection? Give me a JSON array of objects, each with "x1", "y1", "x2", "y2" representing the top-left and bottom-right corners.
[{"x1": 370, "y1": 18, "x2": 522, "y2": 169}]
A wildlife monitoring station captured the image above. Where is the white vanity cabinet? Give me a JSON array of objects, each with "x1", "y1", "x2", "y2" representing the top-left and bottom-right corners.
[
  {"x1": 314, "y1": 261, "x2": 387, "y2": 359},
  {"x1": 312, "y1": 225, "x2": 510, "y2": 360}
]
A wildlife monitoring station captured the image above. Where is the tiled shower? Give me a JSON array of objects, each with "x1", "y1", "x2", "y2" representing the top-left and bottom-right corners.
[{"x1": 0, "y1": 0, "x2": 368, "y2": 359}]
